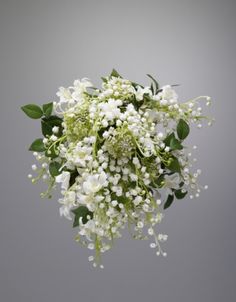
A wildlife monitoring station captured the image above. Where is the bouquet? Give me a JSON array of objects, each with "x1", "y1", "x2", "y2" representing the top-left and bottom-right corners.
[{"x1": 21, "y1": 69, "x2": 213, "y2": 268}]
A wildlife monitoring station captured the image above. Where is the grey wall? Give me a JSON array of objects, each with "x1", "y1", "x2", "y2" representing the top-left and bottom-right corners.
[{"x1": 0, "y1": 0, "x2": 235, "y2": 301}]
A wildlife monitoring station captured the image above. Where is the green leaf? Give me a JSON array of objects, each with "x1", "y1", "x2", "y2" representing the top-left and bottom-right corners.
[
  {"x1": 164, "y1": 132, "x2": 175, "y2": 146},
  {"x1": 72, "y1": 206, "x2": 93, "y2": 228},
  {"x1": 150, "y1": 82, "x2": 154, "y2": 94},
  {"x1": 29, "y1": 138, "x2": 45, "y2": 152},
  {"x1": 177, "y1": 119, "x2": 190, "y2": 140},
  {"x1": 147, "y1": 74, "x2": 159, "y2": 94},
  {"x1": 69, "y1": 170, "x2": 79, "y2": 187},
  {"x1": 179, "y1": 181, "x2": 184, "y2": 187},
  {"x1": 164, "y1": 194, "x2": 174, "y2": 209},
  {"x1": 41, "y1": 119, "x2": 53, "y2": 137},
  {"x1": 49, "y1": 162, "x2": 62, "y2": 177},
  {"x1": 41, "y1": 115, "x2": 63, "y2": 137},
  {"x1": 164, "y1": 132, "x2": 183, "y2": 150},
  {"x1": 21, "y1": 104, "x2": 43, "y2": 119},
  {"x1": 167, "y1": 156, "x2": 181, "y2": 173},
  {"x1": 170, "y1": 137, "x2": 183, "y2": 150},
  {"x1": 174, "y1": 189, "x2": 188, "y2": 199},
  {"x1": 44, "y1": 115, "x2": 63, "y2": 127},
  {"x1": 117, "y1": 195, "x2": 129, "y2": 204},
  {"x1": 131, "y1": 81, "x2": 144, "y2": 89},
  {"x1": 127, "y1": 181, "x2": 137, "y2": 189},
  {"x1": 110, "y1": 68, "x2": 122, "y2": 78},
  {"x1": 42, "y1": 102, "x2": 53, "y2": 117},
  {"x1": 101, "y1": 77, "x2": 108, "y2": 83}
]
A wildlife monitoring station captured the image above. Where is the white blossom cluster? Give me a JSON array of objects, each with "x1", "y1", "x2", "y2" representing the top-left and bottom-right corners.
[{"x1": 22, "y1": 69, "x2": 213, "y2": 268}]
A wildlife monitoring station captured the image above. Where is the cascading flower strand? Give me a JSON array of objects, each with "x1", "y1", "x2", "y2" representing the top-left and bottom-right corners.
[{"x1": 21, "y1": 69, "x2": 213, "y2": 268}]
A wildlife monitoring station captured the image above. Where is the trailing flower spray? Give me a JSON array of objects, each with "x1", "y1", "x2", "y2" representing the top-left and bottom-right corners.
[{"x1": 22, "y1": 69, "x2": 213, "y2": 268}]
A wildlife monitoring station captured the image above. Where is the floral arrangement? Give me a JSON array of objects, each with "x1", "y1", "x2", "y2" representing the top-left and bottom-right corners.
[{"x1": 21, "y1": 69, "x2": 213, "y2": 268}]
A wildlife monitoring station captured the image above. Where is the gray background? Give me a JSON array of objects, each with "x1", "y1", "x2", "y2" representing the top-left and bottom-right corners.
[{"x1": 0, "y1": 0, "x2": 235, "y2": 301}]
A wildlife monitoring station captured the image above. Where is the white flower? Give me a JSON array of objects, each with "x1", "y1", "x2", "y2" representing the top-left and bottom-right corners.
[
  {"x1": 56, "y1": 171, "x2": 71, "y2": 190},
  {"x1": 98, "y1": 99, "x2": 122, "y2": 121},
  {"x1": 72, "y1": 144, "x2": 92, "y2": 167},
  {"x1": 79, "y1": 219, "x2": 96, "y2": 238},
  {"x1": 142, "y1": 137, "x2": 155, "y2": 153},
  {"x1": 133, "y1": 196, "x2": 142, "y2": 206},
  {"x1": 83, "y1": 172, "x2": 107, "y2": 195},
  {"x1": 52, "y1": 126, "x2": 59, "y2": 134},
  {"x1": 137, "y1": 221, "x2": 144, "y2": 228},
  {"x1": 163, "y1": 173, "x2": 180, "y2": 190},
  {"x1": 161, "y1": 85, "x2": 178, "y2": 101},
  {"x1": 56, "y1": 87, "x2": 73, "y2": 103},
  {"x1": 74, "y1": 78, "x2": 93, "y2": 90},
  {"x1": 50, "y1": 134, "x2": 58, "y2": 142},
  {"x1": 148, "y1": 228, "x2": 154, "y2": 235},
  {"x1": 135, "y1": 86, "x2": 151, "y2": 101},
  {"x1": 72, "y1": 78, "x2": 93, "y2": 101},
  {"x1": 77, "y1": 192, "x2": 104, "y2": 211},
  {"x1": 58, "y1": 191, "x2": 76, "y2": 220},
  {"x1": 32, "y1": 164, "x2": 37, "y2": 171},
  {"x1": 158, "y1": 234, "x2": 168, "y2": 241},
  {"x1": 59, "y1": 205, "x2": 72, "y2": 220}
]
